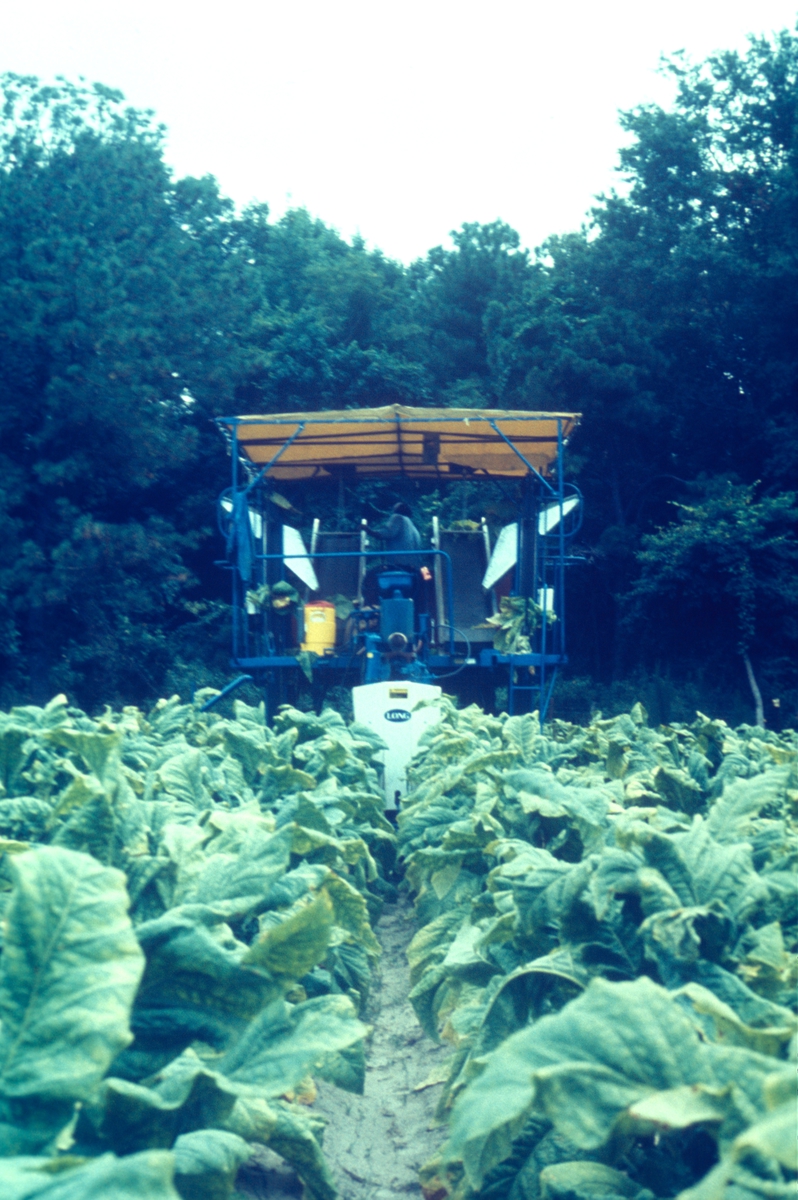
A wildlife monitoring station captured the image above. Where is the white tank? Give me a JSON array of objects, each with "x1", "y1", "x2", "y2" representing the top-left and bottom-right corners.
[{"x1": 352, "y1": 681, "x2": 442, "y2": 811}]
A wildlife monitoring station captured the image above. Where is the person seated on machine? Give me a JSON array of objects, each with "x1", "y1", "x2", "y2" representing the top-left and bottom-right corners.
[{"x1": 362, "y1": 502, "x2": 423, "y2": 606}]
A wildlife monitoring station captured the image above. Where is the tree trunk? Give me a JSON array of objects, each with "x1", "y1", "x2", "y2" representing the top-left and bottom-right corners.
[{"x1": 742, "y1": 651, "x2": 764, "y2": 727}]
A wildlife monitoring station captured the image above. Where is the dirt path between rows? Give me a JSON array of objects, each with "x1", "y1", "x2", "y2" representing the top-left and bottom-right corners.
[
  {"x1": 313, "y1": 895, "x2": 449, "y2": 1199},
  {"x1": 240, "y1": 895, "x2": 449, "y2": 1200}
]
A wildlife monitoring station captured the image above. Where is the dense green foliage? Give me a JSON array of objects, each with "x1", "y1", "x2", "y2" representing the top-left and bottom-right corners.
[
  {"x1": 0, "y1": 690, "x2": 794, "y2": 1197},
  {"x1": 1, "y1": 26, "x2": 797, "y2": 721},
  {"x1": 0, "y1": 693, "x2": 395, "y2": 1197},
  {"x1": 397, "y1": 699, "x2": 797, "y2": 1200}
]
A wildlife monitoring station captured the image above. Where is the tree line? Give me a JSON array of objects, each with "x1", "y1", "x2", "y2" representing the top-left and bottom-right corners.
[{"x1": 1, "y1": 31, "x2": 796, "y2": 725}]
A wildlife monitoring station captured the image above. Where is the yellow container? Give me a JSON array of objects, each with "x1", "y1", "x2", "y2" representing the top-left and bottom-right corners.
[{"x1": 301, "y1": 601, "x2": 337, "y2": 653}]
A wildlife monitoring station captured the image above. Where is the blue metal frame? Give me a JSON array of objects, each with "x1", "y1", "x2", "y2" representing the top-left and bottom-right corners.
[{"x1": 219, "y1": 413, "x2": 581, "y2": 725}]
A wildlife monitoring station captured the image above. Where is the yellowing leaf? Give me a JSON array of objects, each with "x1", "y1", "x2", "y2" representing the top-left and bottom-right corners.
[{"x1": 244, "y1": 890, "x2": 334, "y2": 978}]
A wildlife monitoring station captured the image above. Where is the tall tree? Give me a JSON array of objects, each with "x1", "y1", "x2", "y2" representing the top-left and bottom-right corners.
[
  {"x1": 626, "y1": 482, "x2": 798, "y2": 724},
  {"x1": 410, "y1": 220, "x2": 533, "y2": 404},
  {"x1": 0, "y1": 77, "x2": 248, "y2": 705},
  {"x1": 479, "y1": 29, "x2": 798, "y2": 707},
  {"x1": 232, "y1": 207, "x2": 429, "y2": 411}
]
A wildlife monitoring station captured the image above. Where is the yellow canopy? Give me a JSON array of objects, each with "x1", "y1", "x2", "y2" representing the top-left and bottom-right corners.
[{"x1": 220, "y1": 405, "x2": 580, "y2": 481}]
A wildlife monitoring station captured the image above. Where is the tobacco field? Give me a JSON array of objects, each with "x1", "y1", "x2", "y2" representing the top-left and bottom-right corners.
[
  {"x1": 0, "y1": 694, "x2": 795, "y2": 1200},
  {"x1": 399, "y1": 701, "x2": 797, "y2": 1200},
  {"x1": 0, "y1": 693, "x2": 394, "y2": 1198}
]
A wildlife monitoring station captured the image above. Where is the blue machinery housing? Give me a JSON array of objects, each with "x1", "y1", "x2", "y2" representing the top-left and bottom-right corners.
[{"x1": 214, "y1": 405, "x2": 582, "y2": 721}]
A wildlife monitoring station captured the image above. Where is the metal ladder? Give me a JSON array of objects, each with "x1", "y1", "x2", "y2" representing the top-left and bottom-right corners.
[{"x1": 507, "y1": 660, "x2": 559, "y2": 724}]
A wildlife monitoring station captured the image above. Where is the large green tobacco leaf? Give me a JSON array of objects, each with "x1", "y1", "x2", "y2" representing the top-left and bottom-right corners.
[
  {"x1": 218, "y1": 994, "x2": 368, "y2": 1098},
  {"x1": 119, "y1": 909, "x2": 282, "y2": 1074},
  {"x1": 151, "y1": 750, "x2": 214, "y2": 810},
  {"x1": 0, "y1": 726, "x2": 33, "y2": 798},
  {"x1": 77, "y1": 1052, "x2": 238, "y2": 1154},
  {"x1": 612, "y1": 817, "x2": 766, "y2": 925},
  {"x1": 267, "y1": 1101, "x2": 337, "y2": 1200},
  {"x1": 735, "y1": 1097, "x2": 796, "y2": 1170},
  {"x1": 706, "y1": 772, "x2": 789, "y2": 844},
  {"x1": 652, "y1": 765, "x2": 705, "y2": 814},
  {"x1": 678, "y1": 958, "x2": 796, "y2": 1028},
  {"x1": 260, "y1": 765, "x2": 318, "y2": 803},
  {"x1": 469, "y1": 949, "x2": 591, "y2": 1058},
  {"x1": 640, "y1": 905, "x2": 733, "y2": 967},
  {"x1": 177, "y1": 826, "x2": 293, "y2": 907},
  {"x1": 219, "y1": 1095, "x2": 339, "y2": 1198},
  {"x1": 504, "y1": 769, "x2": 611, "y2": 852},
  {"x1": 0, "y1": 847, "x2": 144, "y2": 1103},
  {"x1": 673, "y1": 820, "x2": 766, "y2": 921},
  {"x1": 447, "y1": 977, "x2": 769, "y2": 1187},
  {"x1": 153, "y1": 825, "x2": 209, "y2": 909},
  {"x1": 220, "y1": 1094, "x2": 277, "y2": 1143},
  {"x1": 43, "y1": 729, "x2": 122, "y2": 782},
  {"x1": 0, "y1": 799, "x2": 53, "y2": 842},
  {"x1": 314, "y1": 1038, "x2": 366, "y2": 1094},
  {"x1": 47, "y1": 771, "x2": 106, "y2": 824},
  {"x1": 222, "y1": 725, "x2": 281, "y2": 787},
  {"x1": 258, "y1": 861, "x2": 332, "y2": 911},
  {"x1": 0, "y1": 1150, "x2": 179, "y2": 1199},
  {"x1": 470, "y1": 1115, "x2": 566, "y2": 1200},
  {"x1": 324, "y1": 873, "x2": 381, "y2": 955},
  {"x1": 504, "y1": 713, "x2": 544, "y2": 766},
  {"x1": 328, "y1": 940, "x2": 374, "y2": 1009},
  {"x1": 539, "y1": 1161, "x2": 655, "y2": 1200},
  {"x1": 50, "y1": 787, "x2": 116, "y2": 865},
  {"x1": 171, "y1": 1129, "x2": 250, "y2": 1200}
]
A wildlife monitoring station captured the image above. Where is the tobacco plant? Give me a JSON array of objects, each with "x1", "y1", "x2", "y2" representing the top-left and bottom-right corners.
[
  {"x1": 398, "y1": 700, "x2": 797, "y2": 1200},
  {"x1": 0, "y1": 693, "x2": 394, "y2": 1199}
]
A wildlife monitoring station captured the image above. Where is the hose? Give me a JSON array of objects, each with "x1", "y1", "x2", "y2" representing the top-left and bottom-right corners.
[{"x1": 428, "y1": 626, "x2": 473, "y2": 680}]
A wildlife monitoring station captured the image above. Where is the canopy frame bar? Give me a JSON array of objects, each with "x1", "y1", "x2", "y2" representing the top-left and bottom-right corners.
[
  {"x1": 488, "y1": 417, "x2": 558, "y2": 496},
  {"x1": 243, "y1": 421, "x2": 306, "y2": 495}
]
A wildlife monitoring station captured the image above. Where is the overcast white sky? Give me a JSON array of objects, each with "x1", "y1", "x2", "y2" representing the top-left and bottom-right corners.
[{"x1": 3, "y1": 1, "x2": 796, "y2": 262}]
